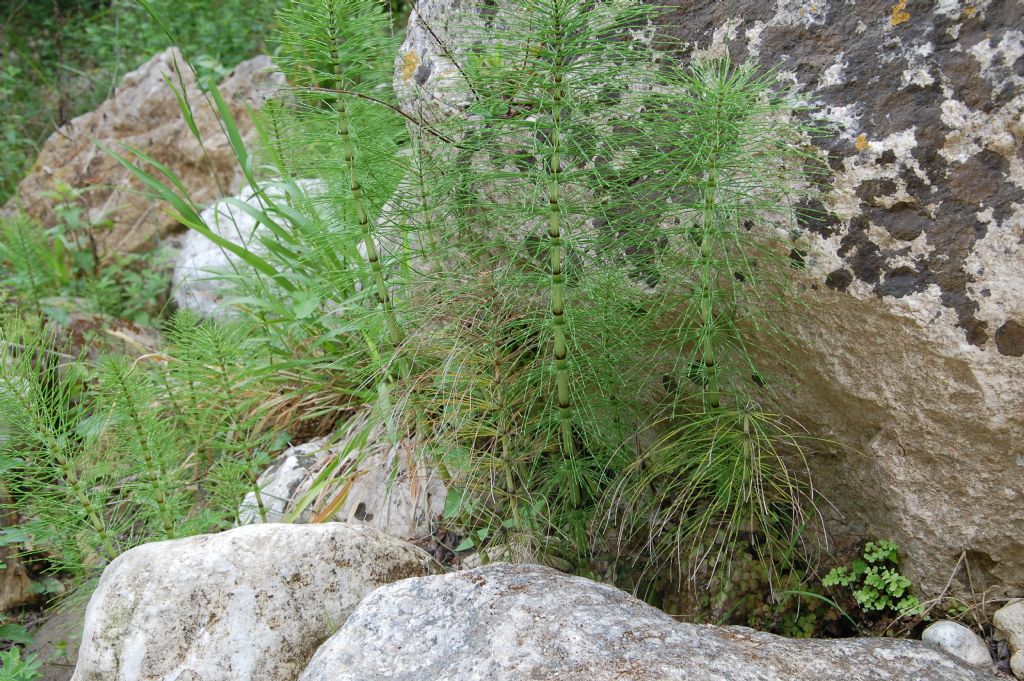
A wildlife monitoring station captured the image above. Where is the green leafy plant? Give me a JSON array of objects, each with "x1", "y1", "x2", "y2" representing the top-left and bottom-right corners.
[
  {"x1": 0, "y1": 308, "x2": 348, "y2": 591},
  {"x1": 386, "y1": 0, "x2": 823, "y2": 585},
  {"x1": 103, "y1": 0, "x2": 828, "y2": 615},
  {"x1": 0, "y1": 186, "x2": 172, "y2": 325},
  {"x1": 0, "y1": 647, "x2": 41, "y2": 681},
  {"x1": 823, "y1": 540, "x2": 921, "y2": 616}
]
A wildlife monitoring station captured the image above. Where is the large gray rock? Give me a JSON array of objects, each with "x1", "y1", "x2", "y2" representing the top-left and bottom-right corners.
[
  {"x1": 3, "y1": 48, "x2": 281, "y2": 255},
  {"x1": 70, "y1": 523, "x2": 439, "y2": 681},
  {"x1": 299, "y1": 563, "x2": 999, "y2": 681},
  {"x1": 397, "y1": 0, "x2": 1024, "y2": 598}
]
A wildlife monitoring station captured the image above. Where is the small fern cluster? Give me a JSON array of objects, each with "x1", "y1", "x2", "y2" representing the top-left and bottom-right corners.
[{"x1": 823, "y1": 540, "x2": 921, "y2": 616}]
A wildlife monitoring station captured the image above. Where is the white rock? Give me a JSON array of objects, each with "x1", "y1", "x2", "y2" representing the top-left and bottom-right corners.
[
  {"x1": 239, "y1": 412, "x2": 445, "y2": 540},
  {"x1": 922, "y1": 620, "x2": 992, "y2": 668},
  {"x1": 172, "y1": 179, "x2": 323, "y2": 317},
  {"x1": 995, "y1": 600, "x2": 1024, "y2": 651},
  {"x1": 299, "y1": 563, "x2": 999, "y2": 681},
  {"x1": 994, "y1": 600, "x2": 1024, "y2": 679},
  {"x1": 238, "y1": 439, "x2": 329, "y2": 524},
  {"x1": 71, "y1": 523, "x2": 439, "y2": 681}
]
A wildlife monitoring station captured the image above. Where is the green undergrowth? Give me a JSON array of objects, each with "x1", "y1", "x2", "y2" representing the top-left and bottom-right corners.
[
  {"x1": 114, "y1": 0, "x2": 831, "y2": 614},
  {"x1": 0, "y1": 184, "x2": 171, "y2": 326},
  {"x1": 0, "y1": 0, "x2": 281, "y2": 202},
  {"x1": 0, "y1": 0, "x2": 873, "y2": 639}
]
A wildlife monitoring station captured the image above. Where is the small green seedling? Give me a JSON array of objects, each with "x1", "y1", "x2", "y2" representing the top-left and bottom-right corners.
[{"x1": 823, "y1": 540, "x2": 921, "y2": 615}]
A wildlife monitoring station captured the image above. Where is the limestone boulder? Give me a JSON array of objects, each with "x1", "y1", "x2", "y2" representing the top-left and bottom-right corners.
[
  {"x1": 994, "y1": 600, "x2": 1024, "y2": 679},
  {"x1": 397, "y1": 0, "x2": 1024, "y2": 597},
  {"x1": 70, "y1": 523, "x2": 440, "y2": 681},
  {"x1": 299, "y1": 563, "x2": 999, "y2": 681},
  {"x1": 238, "y1": 412, "x2": 445, "y2": 542},
  {"x1": 3, "y1": 48, "x2": 282, "y2": 256}
]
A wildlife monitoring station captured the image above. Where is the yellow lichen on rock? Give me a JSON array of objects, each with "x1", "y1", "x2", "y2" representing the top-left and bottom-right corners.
[
  {"x1": 854, "y1": 133, "x2": 870, "y2": 151},
  {"x1": 890, "y1": 0, "x2": 910, "y2": 26},
  {"x1": 401, "y1": 51, "x2": 420, "y2": 82}
]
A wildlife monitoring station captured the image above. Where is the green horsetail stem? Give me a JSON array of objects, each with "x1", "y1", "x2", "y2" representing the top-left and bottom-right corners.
[
  {"x1": 111, "y1": 368, "x2": 176, "y2": 538},
  {"x1": 328, "y1": 5, "x2": 404, "y2": 347},
  {"x1": 3, "y1": 371, "x2": 119, "y2": 561},
  {"x1": 544, "y1": 9, "x2": 579, "y2": 506}
]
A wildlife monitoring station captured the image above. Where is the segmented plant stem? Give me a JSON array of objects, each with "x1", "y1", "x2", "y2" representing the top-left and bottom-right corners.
[
  {"x1": 699, "y1": 79, "x2": 726, "y2": 410},
  {"x1": 329, "y1": 6, "x2": 404, "y2": 347},
  {"x1": 113, "y1": 370, "x2": 176, "y2": 538},
  {"x1": 206, "y1": 340, "x2": 267, "y2": 524},
  {"x1": 3, "y1": 374, "x2": 118, "y2": 560},
  {"x1": 544, "y1": 7, "x2": 578, "y2": 503}
]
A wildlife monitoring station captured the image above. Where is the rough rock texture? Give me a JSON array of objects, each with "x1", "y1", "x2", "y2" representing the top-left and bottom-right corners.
[
  {"x1": 70, "y1": 523, "x2": 439, "y2": 681},
  {"x1": 171, "y1": 184, "x2": 272, "y2": 317},
  {"x1": 238, "y1": 417, "x2": 445, "y2": 541},
  {"x1": 922, "y1": 620, "x2": 993, "y2": 668},
  {"x1": 398, "y1": 0, "x2": 1024, "y2": 597},
  {"x1": 994, "y1": 600, "x2": 1024, "y2": 679},
  {"x1": 0, "y1": 491, "x2": 36, "y2": 612},
  {"x1": 299, "y1": 563, "x2": 999, "y2": 681},
  {"x1": 3, "y1": 48, "x2": 281, "y2": 256}
]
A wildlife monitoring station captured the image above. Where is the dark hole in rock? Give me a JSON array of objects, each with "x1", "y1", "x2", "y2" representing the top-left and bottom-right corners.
[
  {"x1": 788, "y1": 248, "x2": 807, "y2": 269},
  {"x1": 825, "y1": 268, "x2": 853, "y2": 292},
  {"x1": 995, "y1": 320, "x2": 1024, "y2": 357},
  {"x1": 354, "y1": 502, "x2": 374, "y2": 522},
  {"x1": 879, "y1": 266, "x2": 921, "y2": 298},
  {"x1": 875, "y1": 149, "x2": 897, "y2": 165}
]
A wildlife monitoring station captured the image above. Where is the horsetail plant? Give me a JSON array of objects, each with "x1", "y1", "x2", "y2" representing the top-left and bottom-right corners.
[
  {"x1": 274, "y1": 0, "x2": 407, "y2": 347},
  {"x1": 99, "y1": 0, "x2": 826, "y2": 608},
  {"x1": 0, "y1": 322, "x2": 124, "y2": 574},
  {"x1": 395, "y1": 0, "x2": 676, "y2": 566}
]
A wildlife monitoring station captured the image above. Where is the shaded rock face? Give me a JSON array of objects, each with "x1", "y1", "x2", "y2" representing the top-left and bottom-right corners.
[
  {"x1": 398, "y1": 1, "x2": 1024, "y2": 596},
  {"x1": 3, "y1": 48, "x2": 281, "y2": 256},
  {"x1": 0, "y1": 491, "x2": 36, "y2": 612},
  {"x1": 238, "y1": 424, "x2": 445, "y2": 541},
  {"x1": 70, "y1": 523, "x2": 439, "y2": 681},
  {"x1": 299, "y1": 563, "x2": 999, "y2": 681}
]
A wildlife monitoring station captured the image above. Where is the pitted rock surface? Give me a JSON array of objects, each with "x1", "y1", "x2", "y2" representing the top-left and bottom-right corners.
[
  {"x1": 238, "y1": 428, "x2": 445, "y2": 541},
  {"x1": 299, "y1": 563, "x2": 1000, "y2": 681},
  {"x1": 396, "y1": 0, "x2": 1024, "y2": 597},
  {"x1": 657, "y1": 1, "x2": 1024, "y2": 353},
  {"x1": 70, "y1": 523, "x2": 439, "y2": 681},
  {"x1": 3, "y1": 48, "x2": 281, "y2": 255}
]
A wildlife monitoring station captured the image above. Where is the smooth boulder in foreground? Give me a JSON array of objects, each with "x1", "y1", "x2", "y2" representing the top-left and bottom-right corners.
[
  {"x1": 300, "y1": 563, "x2": 1000, "y2": 681},
  {"x1": 71, "y1": 523, "x2": 440, "y2": 681}
]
